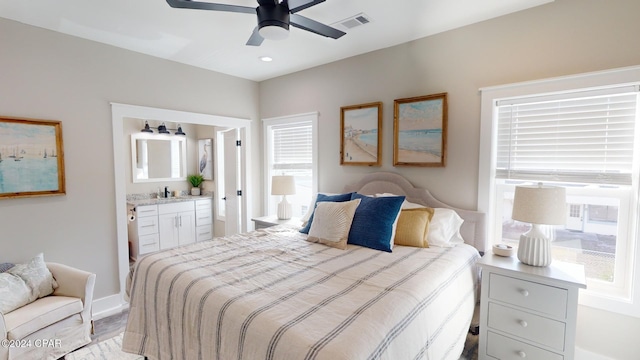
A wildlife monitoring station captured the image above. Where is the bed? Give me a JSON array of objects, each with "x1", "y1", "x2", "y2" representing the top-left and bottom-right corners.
[{"x1": 122, "y1": 172, "x2": 486, "y2": 360}]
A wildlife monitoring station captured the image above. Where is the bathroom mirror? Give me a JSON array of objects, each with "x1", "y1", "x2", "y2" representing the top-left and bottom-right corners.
[{"x1": 131, "y1": 133, "x2": 187, "y2": 183}]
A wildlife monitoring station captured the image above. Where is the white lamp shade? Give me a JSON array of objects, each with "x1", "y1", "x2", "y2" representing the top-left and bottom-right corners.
[
  {"x1": 512, "y1": 184, "x2": 566, "y2": 225},
  {"x1": 271, "y1": 175, "x2": 296, "y2": 196}
]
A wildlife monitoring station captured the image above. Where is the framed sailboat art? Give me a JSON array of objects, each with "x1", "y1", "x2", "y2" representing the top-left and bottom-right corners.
[{"x1": 0, "y1": 117, "x2": 66, "y2": 199}]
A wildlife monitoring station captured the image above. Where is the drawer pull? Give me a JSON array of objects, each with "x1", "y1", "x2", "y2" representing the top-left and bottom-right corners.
[
  {"x1": 518, "y1": 350, "x2": 527, "y2": 358},
  {"x1": 519, "y1": 320, "x2": 528, "y2": 328},
  {"x1": 519, "y1": 289, "x2": 529, "y2": 297}
]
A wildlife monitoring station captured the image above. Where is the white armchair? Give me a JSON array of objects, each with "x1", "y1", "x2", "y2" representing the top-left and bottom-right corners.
[{"x1": 0, "y1": 263, "x2": 96, "y2": 360}]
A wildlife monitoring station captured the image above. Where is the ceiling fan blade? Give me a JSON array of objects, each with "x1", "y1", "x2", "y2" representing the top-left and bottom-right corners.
[
  {"x1": 166, "y1": 0, "x2": 255, "y2": 14},
  {"x1": 290, "y1": 13, "x2": 345, "y2": 39},
  {"x1": 287, "y1": 0, "x2": 326, "y2": 13},
  {"x1": 246, "y1": 27, "x2": 265, "y2": 46}
]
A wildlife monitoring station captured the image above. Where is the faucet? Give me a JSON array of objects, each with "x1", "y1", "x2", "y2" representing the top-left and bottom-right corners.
[{"x1": 164, "y1": 186, "x2": 169, "y2": 198}]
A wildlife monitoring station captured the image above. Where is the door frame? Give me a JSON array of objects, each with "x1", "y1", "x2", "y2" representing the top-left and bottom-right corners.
[{"x1": 111, "y1": 103, "x2": 252, "y2": 304}]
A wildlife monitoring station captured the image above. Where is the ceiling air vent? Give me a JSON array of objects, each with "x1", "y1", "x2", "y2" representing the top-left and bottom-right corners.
[{"x1": 332, "y1": 13, "x2": 372, "y2": 32}]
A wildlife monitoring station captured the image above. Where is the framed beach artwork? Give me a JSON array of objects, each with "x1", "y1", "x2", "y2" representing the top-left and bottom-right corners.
[
  {"x1": 0, "y1": 117, "x2": 66, "y2": 199},
  {"x1": 340, "y1": 102, "x2": 382, "y2": 166},
  {"x1": 393, "y1": 93, "x2": 448, "y2": 167},
  {"x1": 198, "y1": 138, "x2": 213, "y2": 180}
]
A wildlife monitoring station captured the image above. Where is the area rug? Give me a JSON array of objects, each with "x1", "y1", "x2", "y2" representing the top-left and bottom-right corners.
[
  {"x1": 459, "y1": 332, "x2": 479, "y2": 360},
  {"x1": 64, "y1": 333, "x2": 143, "y2": 360}
]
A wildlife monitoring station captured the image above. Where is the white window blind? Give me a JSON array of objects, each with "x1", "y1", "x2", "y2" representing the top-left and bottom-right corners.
[
  {"x1": 496, "y1": 85, "x2": 640, "y2": 185},
  {"x1": 272, "y1": 123, "x2": 312, "y2": 172}
]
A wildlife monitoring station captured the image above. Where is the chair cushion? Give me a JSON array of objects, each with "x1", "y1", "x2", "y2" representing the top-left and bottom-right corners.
[{"x1": 4, "y1": 296, "x2": 83, "y2": 340}]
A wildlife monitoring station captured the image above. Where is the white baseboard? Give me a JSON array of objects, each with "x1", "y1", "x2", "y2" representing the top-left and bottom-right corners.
[
  {"x1": 92, "y1": 294, "x2": 129, "y2": 321},
  {"x1": 575, "y1": 347, "x2": 616, "y2": 360}
]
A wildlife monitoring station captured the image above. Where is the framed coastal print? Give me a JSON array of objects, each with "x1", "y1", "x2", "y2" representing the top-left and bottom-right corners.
[
  {"x1": 340, "y1": 102, "x2": 382, "y2": 166},
  {"x1": 393, "y1": 93, "x2": 447, "y2": 167},
  {"x1": 198, "y1": 138, "x2": 213, "y2": 180},
  {"x1": 0, "y1": 117, "x2": 66, "y2": 199}
]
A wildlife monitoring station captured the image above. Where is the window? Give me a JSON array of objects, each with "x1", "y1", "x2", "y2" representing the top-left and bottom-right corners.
[
  {"x1": 263, "y1": 113, "x2": 318, "y2": 218},
  {"x1": 479, "y1": 66, "x2": 640, "y2": 316}
]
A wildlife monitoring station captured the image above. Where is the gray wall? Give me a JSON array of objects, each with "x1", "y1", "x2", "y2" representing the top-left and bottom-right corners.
[
  {"x1": 258, "y1": 0, "x2": 640, "y2": 358},
  {"x1": 0, "y1": 18, "x2": 260, "y2": 299}
]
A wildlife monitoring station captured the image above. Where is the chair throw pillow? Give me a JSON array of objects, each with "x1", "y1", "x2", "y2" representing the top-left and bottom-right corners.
[
  {"x1": 8, "y1": 253, "x2": 58, "y2": 300},
  {"x1": 0, "y1": 263, "x2": 14, "y2": 273},
  {"x1": 307, "y1": 199, "x2": 361, "y2": 250},
  {"x1": 0, "y1": 273, "x2": 32, "y2": 314}
]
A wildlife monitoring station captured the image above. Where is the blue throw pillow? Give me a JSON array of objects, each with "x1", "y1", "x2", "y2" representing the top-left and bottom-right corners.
[
  {"x1": 347, "y1": 193, "x2": 405, "y2": 252},
  {"x1": 0, "y1": 263, "x2": 15, "y2": 273},
  {"x1": 300, "y1": 192, "x2": 354, "y2": 234}
]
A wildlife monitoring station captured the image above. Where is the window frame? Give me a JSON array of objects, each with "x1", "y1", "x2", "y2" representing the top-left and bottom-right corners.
[
  {"x1": 478, "y1": 65, "x2": 640, "y2": 317},
  {"x1": 262, "y1": 112, "x2": 318, "y2": 219}
]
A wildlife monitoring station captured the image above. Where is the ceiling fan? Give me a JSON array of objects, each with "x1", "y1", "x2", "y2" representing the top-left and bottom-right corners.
[{"x1": 166, "y1": 0, "x2": 346, "y2": 46}]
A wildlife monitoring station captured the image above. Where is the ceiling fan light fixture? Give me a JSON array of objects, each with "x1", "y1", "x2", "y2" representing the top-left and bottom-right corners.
[
  {"x1": 257, "y1": 4, "x2": 290, "y2": 40},
  {"x1": 259, "y1": 24, "x2": 289, "y2": 40}
]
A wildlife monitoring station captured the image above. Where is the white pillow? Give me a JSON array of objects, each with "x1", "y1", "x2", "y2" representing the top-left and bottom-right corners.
[
  {"x1": 428, "y1": 208, "x2": 464, "y2": 247},
  {"x1": 0, "y1": 273, "x2": 32, "y2": 314},
  {"x1": 376, "y1": 193, "x2": 464, "y2": 246},
  {"x1": 307, "y1": 199, "x2": 361, "y2": 250},
  {"x1": 8, "y1": 253, "x2": 58, "y2": 300}
]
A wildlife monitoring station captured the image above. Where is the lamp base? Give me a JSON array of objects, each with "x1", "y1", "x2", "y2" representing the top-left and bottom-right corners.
[
  {"x1": 517, "y1": 224, "x2": 552, "y2": 267},
  {"x1": 277, "y1": 195, "x2": 292, "y2": 220}
]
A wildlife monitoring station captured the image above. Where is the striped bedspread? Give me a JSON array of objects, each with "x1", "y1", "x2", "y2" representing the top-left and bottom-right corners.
[{"x1": 122, "y1": 225, "x2": 480, "y2": 360}]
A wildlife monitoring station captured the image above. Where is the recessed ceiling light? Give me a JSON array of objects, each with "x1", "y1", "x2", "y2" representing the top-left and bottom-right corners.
[{"x1": 259, "y1": 56, "x2": 273, "y2": 62}]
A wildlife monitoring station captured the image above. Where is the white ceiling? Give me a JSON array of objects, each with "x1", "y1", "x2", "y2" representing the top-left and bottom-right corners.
[{"x1": 0, "y1": 0, "x2": 552, "y2": 82}]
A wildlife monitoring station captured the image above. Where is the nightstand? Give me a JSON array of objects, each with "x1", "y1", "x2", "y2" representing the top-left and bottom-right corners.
[
  {"x1": 477, "y1": 255, "x2": 586, "y2": 360},
  {"x1": 251, "y1": 215, "x2": 302, "y2": 230}
]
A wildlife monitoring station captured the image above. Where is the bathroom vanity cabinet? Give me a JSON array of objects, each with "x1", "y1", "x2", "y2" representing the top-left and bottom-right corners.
[{"x1": 128, "y1": 197, "x2": 213, "y2": 260}]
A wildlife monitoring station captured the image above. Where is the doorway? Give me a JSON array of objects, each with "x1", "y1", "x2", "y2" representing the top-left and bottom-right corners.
[{"x1": 111, "y1": 103, "x2": 252, "y2": 304}]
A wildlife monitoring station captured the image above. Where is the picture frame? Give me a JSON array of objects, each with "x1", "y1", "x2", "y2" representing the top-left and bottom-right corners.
[
  {"x1": 198, "y1": 138, "x2": 213, "y2": 180},
  {"x1": 0, "y1": 117, "x2": 66, "y2": 199},
  {"x1": 340, "y1": 102, "x2": 382, "y2": 166},
  {"x1": 393, "y1": 93, "x2": 447, "y2": 167}
]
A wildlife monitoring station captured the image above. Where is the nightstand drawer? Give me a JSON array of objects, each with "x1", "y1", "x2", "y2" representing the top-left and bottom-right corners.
[
  {"x1": 489, "y1": 273, "x2": 568, "y2": 318},
  {"x1": 488, "y1": 303, "x2": 565, "y2": 351},
  {"x1": 487, "y1": 331, "x2": 563, "y2": 360}
]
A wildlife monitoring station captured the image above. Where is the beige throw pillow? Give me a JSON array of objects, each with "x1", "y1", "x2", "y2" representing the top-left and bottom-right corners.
[{"x1": 307, "y1": 198, "x2": 361, "y2": 250}]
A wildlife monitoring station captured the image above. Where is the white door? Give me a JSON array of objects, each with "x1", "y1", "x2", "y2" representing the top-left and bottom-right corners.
[
  {"x1": 223, "y1": 129, "x2": 242, "y2": 236},
  {"x1": 566, "y1": 203, "x2": 584, "y2": 231}
]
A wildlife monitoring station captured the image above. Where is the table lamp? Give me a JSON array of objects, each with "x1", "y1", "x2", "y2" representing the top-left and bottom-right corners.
[
  {"x1": 511, "y1": 183, "x2": 566, "y2": 267},
  {"x1": 271, "y1": 175, "x2": 296, "y2": 220}
]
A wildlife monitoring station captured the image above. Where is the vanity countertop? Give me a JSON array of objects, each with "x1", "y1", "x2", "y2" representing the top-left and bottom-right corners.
[{"x1": 127, "y1": 195, "x2": 212, "y2": 207}]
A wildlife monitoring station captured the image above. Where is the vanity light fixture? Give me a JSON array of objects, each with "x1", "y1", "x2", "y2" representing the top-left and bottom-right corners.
[
  {"x1": 141, "y1": 121, "x2": 153, "y2": 133},
  {"x1": 157, "y1": 123, "x2": 170, "y2": 134},
  {"x1": 140, "y1": 121, "x2": 186, "y2": 136}
]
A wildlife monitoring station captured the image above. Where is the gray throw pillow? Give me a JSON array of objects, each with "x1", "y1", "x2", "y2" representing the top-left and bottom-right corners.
[
  {"x1": 0, "y1": 273, "x2": 32, "y2": 314},
  {"x1": 8, "y1": 253, "x2": 58, "y2": 300}
]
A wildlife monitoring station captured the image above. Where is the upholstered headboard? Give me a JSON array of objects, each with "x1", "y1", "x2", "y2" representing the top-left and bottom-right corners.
[{"x1": 343, "y1": 172, "x2": 487, "y2": 253}]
